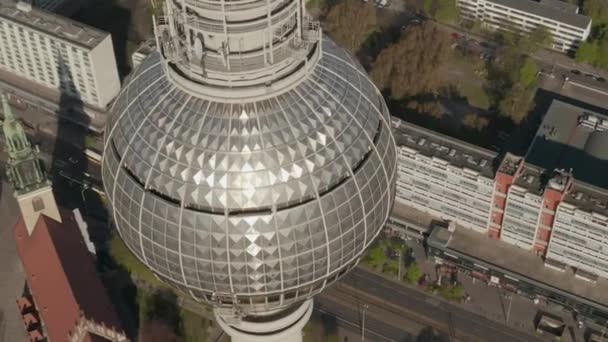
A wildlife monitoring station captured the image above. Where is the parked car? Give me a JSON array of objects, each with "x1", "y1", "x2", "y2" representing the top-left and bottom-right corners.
[
  {"x1": 597, "y1": 77, "x2": 606, "y2": 82},
  {"x1": 571, "y1": 69, "x2": 581, "y2": 75}
]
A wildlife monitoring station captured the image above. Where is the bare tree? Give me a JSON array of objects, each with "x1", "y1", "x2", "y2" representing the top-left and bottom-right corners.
[
  {"x1": 370, "y1": 22, "x2": 449, "y2": 99},
  {"x1": 325, "y1": 2, "x2": 377, "y2": 53},
  {"x1": 140, "y1": 320, "x2": 180, "y2": 342}
]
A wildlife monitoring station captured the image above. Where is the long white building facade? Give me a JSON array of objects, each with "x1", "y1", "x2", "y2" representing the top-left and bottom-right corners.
[
  {"x1": 0, "y1": 1, "x2": 120, "y2": 110},
  {"x1": 457, "y1": 0, "x2": 592, "y2": 51},
  {"x1": 547, "y1": 183, "x2": 608, "y2": 280},
  {"x1": 391, "y1": 99, "x2": 608, "y2": 282},
  {"x1": 393, "y1": 119, "x2": 496, "y2": 234}
]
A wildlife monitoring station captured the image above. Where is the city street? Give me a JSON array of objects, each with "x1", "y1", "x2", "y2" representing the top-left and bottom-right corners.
[
  {"x1": 338, "y1": 267, "x2": 548, "y2": 342},
  {"x1": 0, "y1": 180, "x2": 27, "y2": 342}
]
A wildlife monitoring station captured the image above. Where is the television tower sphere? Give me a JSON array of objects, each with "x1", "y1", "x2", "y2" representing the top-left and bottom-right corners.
[{"x1": 102, "y1": 0, "x2": 396, "y2": 340}]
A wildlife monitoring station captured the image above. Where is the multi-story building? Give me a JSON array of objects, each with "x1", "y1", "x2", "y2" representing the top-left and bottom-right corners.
[
  {"x1": 390, "y1": 97, "x2": 608, "y2": 324},
  {"x1": 2, "y1": 94, "x2": 128, "y2": 342},
  {"x1": 547, "y1": 182, "x2": 608, "y2": 280},
  {"x1": 31, "y1": 0, "x2": 81, "y2": 15},
  {"x1": 0, "y1": 1, "x2": 120, "y2": 111},
  {"x1": 393, "y1": 119, "x2": 497, "y2": 234},
  {"x1": 499, "y1": 164, "x2": 545, "y2": 250},
  {"x1": 392, "y1": 97, "x2": 608, "y2": 281},
  {"x1": 131, "y1": 39, "x2": 155, "y2": 69},
  {"x1": 457, "y1": 0, "x2": 592, "y2": 52}
]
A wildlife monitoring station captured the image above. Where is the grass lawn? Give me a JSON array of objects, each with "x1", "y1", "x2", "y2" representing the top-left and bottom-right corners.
[
  {"x1": 458, "y1": 80, "x2": 491, "y2": 110},
  {"x1": 180, "y1": 308, "x2": 209, "y2": 342},
  {"x1": 109, "y1": 234, "x2": 166, "y2": 288},
  {"x1": 137, "y1": 288, "x2": 209, "y2": 341}
]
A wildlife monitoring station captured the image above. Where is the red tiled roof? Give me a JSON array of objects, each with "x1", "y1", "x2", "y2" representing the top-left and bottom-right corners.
[
  {"x1": 83, "y1": 333, "x2": 111, "y2": 342},
  {"x1": 14, "y1": 209, "x2": 122, "y2": 342}
]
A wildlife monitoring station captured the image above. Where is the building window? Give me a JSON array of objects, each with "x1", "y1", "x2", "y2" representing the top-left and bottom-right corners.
[{"x1": 32, "y1": 197, "x2": 45, "y2": 212}]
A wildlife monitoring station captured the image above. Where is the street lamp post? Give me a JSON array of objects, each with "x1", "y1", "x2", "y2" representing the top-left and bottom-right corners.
[
  {"x1": 505, "y1": 293, "x2": 513, "y2": 323},
  {"x1": 80, "y1": 184, "x2": 89, "y2": 215},
  {"x1": 398, "y1": 246, "x2": 403, "y2": 280},
  {"x1": 361, "y1": 303, "x2": 369, "y2": 342}
]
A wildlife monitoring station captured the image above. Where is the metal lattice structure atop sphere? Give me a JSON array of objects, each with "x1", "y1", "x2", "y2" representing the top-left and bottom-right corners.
[{"x1": 102, "y1": 0, "x2": 396, "y2": 318}]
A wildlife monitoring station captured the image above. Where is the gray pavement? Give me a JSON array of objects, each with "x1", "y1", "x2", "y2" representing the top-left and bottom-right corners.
[
  {"x1": 403, "y1": 238, "x2": 589, "y2": 342},
  {"x1": 343, "y1": 267, "x2": 548, "y2": 342},
  {"x1": 0, "y1": 181, "x2": 27, "y2": 342},
  {"x1": 560, "y1": 81, "x2": 608, "y2": 109}
]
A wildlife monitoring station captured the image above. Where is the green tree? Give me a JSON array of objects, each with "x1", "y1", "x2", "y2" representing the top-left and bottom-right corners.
[
  {"x1": 524, "y1": 27, "x2": 552, "y2": 52},
  {"x1": 325, "y1": 1, "x2": 377, "y2": 52},
  {"x1": 435, "y1": 0, "x2": 459, "y2": 24},
  {"x1": 383, "y1": 260, "x2": 399, "y2": 276},
  {"x1": 518, "y1": 58, "x2": 539, "y2": 88},
  {"x1": 576, "y1": 41, "x2": 599, "y2": 63},
  {"x1": 439, "y1": 284, "x2": 466, "y2": 301},
  {"x1": 462, "y1": 114, "x2": 490, "y2": 131},
  {"x1": 370, "y1": 22, "x2": 449, "y2": 99},
  {"x1": 364, "y1": 246, "x2": 386, "y2": 269},
  {"x1": 583, "y1": 0, "x2": 608, "y2": 26},
  {"x1": 498, "y1": 83, "x2": 535, "y2": 124},
  {"x1": 424, "y1": 0, "x2": 459, "y2": 24},
  {"x1": 596, "y1": 41, "x2": 608, "y2": 68},
  {"x1": 326, "y1": 334, "x2": 340, "y2": 342},
  {"x1": 405, "y1": 263, "x2": 423, "y2": 284}
]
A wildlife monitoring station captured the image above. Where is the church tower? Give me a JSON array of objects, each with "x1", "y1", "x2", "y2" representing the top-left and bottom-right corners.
[{"x1": 2, "y1": 93, "x2": 61, "y2": 234}]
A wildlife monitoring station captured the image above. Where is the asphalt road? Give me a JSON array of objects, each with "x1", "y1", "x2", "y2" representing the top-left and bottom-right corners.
[{"x1": 333, "y1": 267, "x2": 548, "y2": 342}]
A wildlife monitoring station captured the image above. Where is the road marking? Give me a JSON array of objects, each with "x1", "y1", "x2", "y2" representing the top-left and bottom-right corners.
[
  {"x1": 349, "y1": 269, "x2": 542, "y2": 342},
  {"x1": 315, "y1": 307, "x2": 397, "y2": 342},
  {"x1": 426, "y1": 298, "x2": 441, "y2": 306},
  {"x1": 567, "y1": 81, "x2": 608, "y2": 96}
]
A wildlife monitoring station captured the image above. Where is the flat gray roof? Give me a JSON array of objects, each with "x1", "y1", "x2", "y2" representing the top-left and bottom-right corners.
[
  {"x1": 429, "y1": 225, "x2": 608, "y2": 312},
  {"x1": 0, "y1": 0, "x2": 107, "y2": 49},
  {"x1": 497, "y1": 152, "x2": 522, "y2": 176},
  {"x1": 490, "y1": 0, "x2": 591, "y2": 29},
  {"x1": 563, "y1": 181, "x2": 608, "y2": 217},
  {"x1": 392, "y1": 119, "x2": 498, "y2": 179},
  {"x1": 525, "y1": 100, "x2": 608, "y2": 189},
  {"x1": 513, "y1": 163, "x2": 545, "y2": 195},
  {"x1": 390, "y1": 200, "x2": 436, "y2": 230}
]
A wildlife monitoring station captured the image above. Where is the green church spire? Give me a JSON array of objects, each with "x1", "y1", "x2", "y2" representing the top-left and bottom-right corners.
[{"x1": 1, "y1": 93, "x2": 49, "y2": 196}]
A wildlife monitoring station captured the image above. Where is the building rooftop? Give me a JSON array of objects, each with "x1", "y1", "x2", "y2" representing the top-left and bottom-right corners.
[
  {"x1": 390, "y1": 200, "x2": 437, "y2": 230},
  {"x1": 497, "y1": 152, "x2": 523, "y2": 176},
  {"x1": 525, "y1": 99, "x2": 608, "y2": 189},
  {"x1": 562, "y1": 181, "x2": 608, "y2": 217},
  {"x1": 392, "y1": 118, "x2": 498, "y2": 179},
  {"x1": 429, "y1": 225, "x2": 608, "y2": 312},
  {"x1": 513, "y1": 163, "x2": 545, "y2": 195},
  {"x1": 490, "y1": 0, "x2": 591, "y2": 29},
  {"x1": 0, "y1": 0, "x2": 107, "y2": 49},
  {"x1": 539, "y1": 0, "x2": 578, "y2": 14},
  {"x1": 14, "y1": 209, "x2": 122, "y2": 342}
]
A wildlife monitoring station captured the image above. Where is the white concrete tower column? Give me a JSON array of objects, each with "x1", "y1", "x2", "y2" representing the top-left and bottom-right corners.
[{"x1": 214, "y1": 299, "x2": 314, "y2": 342}]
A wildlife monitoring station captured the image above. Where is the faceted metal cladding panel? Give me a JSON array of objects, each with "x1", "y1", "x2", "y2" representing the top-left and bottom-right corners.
[{"x1": 102, "y1": 37, "x2": 397, "y2": 312}]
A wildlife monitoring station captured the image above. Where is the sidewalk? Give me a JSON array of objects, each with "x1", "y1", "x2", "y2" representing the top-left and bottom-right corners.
[{"x1": 403, "y1": 239, "x2": 585, "y2": 342}]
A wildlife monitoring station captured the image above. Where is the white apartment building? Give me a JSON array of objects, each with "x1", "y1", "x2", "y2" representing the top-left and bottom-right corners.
[
  {"x1": 0, "y1": 1, "x2": 120, "y2": 110},
  {"x1": 500, "y1": 169, "x2": 544, "y2": 250},
  {"x1": 457, "y1": 0, "x2": 592, "y2": 51},
  {"x1": 131, "y1": 39, "x2": 155, "y2": 70},
  {"x1": 547, "y1": 183, "x2": 608, "y2": 280},
  {"x1": 392, "y1": 119, "x2": 496, "y2": 233},
  {"x1": 32, "y1": 0, "x2": 72, "y2": 13}
]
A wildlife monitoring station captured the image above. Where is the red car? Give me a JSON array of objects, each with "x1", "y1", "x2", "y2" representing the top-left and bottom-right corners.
[{"x1": 451, "y1": 32, "x2": 461, "y2": 40}]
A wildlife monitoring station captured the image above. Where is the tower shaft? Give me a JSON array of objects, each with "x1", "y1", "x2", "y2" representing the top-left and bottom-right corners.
[
  {"x1": 2, "y1": 93, "x2": 61, "y2": 234},
  {"x1": 154, "y1": 0, "x2": 321, "y2": 89}
]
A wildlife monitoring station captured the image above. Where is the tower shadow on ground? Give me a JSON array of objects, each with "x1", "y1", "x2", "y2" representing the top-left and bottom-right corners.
[{"x1": 49, "y1": 57, "x2": 140, "y2": 339}]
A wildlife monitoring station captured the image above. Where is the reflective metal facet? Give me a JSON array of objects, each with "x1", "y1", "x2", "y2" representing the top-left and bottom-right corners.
[{"x1": 102, "y1": 38, "x2": 396, "y2": 312}]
